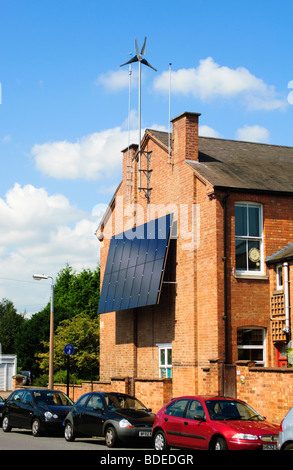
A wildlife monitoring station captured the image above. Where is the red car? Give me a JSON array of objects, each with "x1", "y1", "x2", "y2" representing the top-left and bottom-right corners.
[{"x1": 152, "y1": 396, "x2": 279, "y2": 450}]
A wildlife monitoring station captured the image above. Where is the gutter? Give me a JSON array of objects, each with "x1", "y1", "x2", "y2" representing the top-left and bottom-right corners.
[{"x1": 221, "y1": 191, "x2": 230, "y2": 364}]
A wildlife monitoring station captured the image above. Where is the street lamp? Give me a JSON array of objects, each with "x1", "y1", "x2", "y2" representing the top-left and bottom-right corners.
[{"x1": 33, "y1": 274, "x2": 54, "y2": 389}]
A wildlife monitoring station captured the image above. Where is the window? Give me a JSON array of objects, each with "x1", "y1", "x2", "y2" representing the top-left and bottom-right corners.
[
  {"x1": 235, "y1": 203, "x2": 263, "y2": 273},
  {"x1": 186, "y1": 400, "x2": 205, "y2": 420},
  {"x1": 8, "y1": 390, "x2": 24, "y2": 402},
  {"x1": 75, "y1": 394, "x2": 90, "y2": 408},
  {"x1": 237, "y1": 328, "x2": 266, "y2": 365},
  {"x1": 158, "y1": 344, "x2": 172, "y2": 378},
  {"x1": 165, "y1": 398, "x2": 188, "y2": 417},
  {"x1": 22, "y1": 391, "x2": 33, "y2": 404},
  {"x1": 276, "y1": 264, "x2": 283, "y2": 290},
  {"x1": 86, "y1": 395, "x2": 103, "y2": 410}
]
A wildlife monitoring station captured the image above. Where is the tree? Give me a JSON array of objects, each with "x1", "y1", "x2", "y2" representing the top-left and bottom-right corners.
[
  {"x1": 0, "y1": 299, "x2": 25, "y2": 353},
  {"x1": 53, "y1": 264, "x2": 100, "y2": 322},
  {"x1": 14, "y1": 264, "x2": 100, "y2": 377},
  {"x1": 36, "y1": 312, "x2": 99, "y2": 381}
]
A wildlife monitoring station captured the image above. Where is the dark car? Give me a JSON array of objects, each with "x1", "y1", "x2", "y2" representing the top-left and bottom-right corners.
[
  {"x1": 19, "y1": 370, "x2": 34, "y2": 386},
  {"x1": 64, "y1": 391, "x2": 155, "y2": 447},
  {"x1": 2, "y1": 388, "x2": 73, "y2": 436},
  {"x1": 153, "y1": 395, "x2": 279, "y2": 451},
  {"x1": 0, "y1": 396, "x2": 4, "y2": 424}
]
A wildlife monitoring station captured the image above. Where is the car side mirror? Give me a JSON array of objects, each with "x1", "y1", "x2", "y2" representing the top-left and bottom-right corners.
[
  {"x1": 194, "y1": 415, "x2": 206, "y2": 422},
  {"x1": 93, "y1": 406, "x2": 104, "y2": 413}
]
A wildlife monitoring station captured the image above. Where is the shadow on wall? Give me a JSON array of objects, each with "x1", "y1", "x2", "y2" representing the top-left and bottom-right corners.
[{"x1": 116, "y1": 238, "x2": 177, "y2": 347}]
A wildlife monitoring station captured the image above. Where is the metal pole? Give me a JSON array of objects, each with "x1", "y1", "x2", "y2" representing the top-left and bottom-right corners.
[
  {"x1": 138, "y1": 58, "x2": 141, "y2": 190},
  {"x1": 33, "y1": 274, "x2": 55, "y2": 389},
  {"x1": 49, "y1": 278, "x2": 54, "y2": 389}
]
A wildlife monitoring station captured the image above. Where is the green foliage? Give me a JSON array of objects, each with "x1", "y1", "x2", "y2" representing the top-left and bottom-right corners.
[
  {"x1": 0, "y1": 299, "x2": 25, "y2": 353},
  {"x1": 36, "y1": 312, "x2": 99, "y2": 380},
  {"x1": 3, "y1": 264, "x2": 100, "y2": 380}
]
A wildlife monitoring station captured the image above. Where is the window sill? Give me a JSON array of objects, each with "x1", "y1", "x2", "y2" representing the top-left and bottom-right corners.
[{"x1": 234, "y1": 272, "x2": 268, "y2": 280}]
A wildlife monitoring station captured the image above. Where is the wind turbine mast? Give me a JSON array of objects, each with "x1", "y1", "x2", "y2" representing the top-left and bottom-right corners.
[{"x1": 121, "y1": 37, "x2": 157, "y2": 191}]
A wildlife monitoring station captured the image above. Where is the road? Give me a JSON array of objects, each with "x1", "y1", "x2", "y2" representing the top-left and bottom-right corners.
[{"x1": 0, "y1": 428, "x2": 152, "y2": 451}]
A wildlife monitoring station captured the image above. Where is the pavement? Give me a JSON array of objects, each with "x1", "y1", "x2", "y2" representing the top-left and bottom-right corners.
[{"x1": 0, "y1": 391, "x2": 12, "y2": 399}]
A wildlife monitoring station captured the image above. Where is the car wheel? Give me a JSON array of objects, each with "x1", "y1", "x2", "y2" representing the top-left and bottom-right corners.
[
  {"x1": 213, "y1": 436, "x2": 228, "y2": 450},
  {"x1": 154, "y1": 430, "x2": 169, "y2": 450},
  {"x1": 2, "y1": 415, "x2": 11, "y2": 432},
  {"x1": 105, "y1": 426, "x2": 118, "y2": 448},
  {"x1": 283, "y1": 442, "x2": 293, "y2": 450},
  {"x1": 64, "y1": 422, "x2": 75, "y2": 442},
  {"x1": 32, "y1": 418, "x2": 42, "y2": 437}
]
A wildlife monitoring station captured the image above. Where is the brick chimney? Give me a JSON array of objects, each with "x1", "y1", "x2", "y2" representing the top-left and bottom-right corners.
[{"x1": 171, "y1": 112, "x2": 201, "y2": 163}]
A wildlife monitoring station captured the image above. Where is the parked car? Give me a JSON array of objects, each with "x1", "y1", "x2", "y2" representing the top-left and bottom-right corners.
[
  {"x1": 64, "y1": 391, "x2": 155, "y2": 447},
  {"x1": 0, "y1": 396, "x2": 4, "y2": 425},
  {"x1": 19, "y1": 370, "x2": 34, "y2": 385},
  {"x1": 277, "y1": 406, "x2": 293, "y2": 450},
  {"x1": 152, "y1": 395, "x2": 279, "y2": 450},
  {"x1": 2, "y1": 388, "x2": 73, "y2": 436}
]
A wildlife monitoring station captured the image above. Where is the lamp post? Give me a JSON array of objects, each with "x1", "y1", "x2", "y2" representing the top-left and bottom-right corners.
[{"x1": 33, "y1": 274, "x2": 54, "y2": 389}]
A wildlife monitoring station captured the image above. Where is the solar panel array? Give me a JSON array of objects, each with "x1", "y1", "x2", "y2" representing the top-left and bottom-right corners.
[{"x1": 98, "y1": 214, "x2": 173, "y2": 314}]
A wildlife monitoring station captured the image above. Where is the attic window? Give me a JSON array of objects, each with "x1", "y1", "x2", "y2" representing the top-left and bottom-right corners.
[{"x1": 235, "y1": 203, "x2": 263, "y2": 274}]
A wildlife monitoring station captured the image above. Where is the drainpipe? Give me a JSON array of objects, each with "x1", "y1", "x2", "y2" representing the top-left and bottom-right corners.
[
  {"x1": 283, "y1": 262, "x2": 290, "y2": 339},
  {"x1": 221, "y1": 192, "x2": 230, "y2": 364}
]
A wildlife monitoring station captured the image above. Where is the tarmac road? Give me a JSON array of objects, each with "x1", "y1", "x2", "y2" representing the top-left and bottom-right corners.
[{"x1": 0, "y1": 427, "x2": 153, "y2": 451}]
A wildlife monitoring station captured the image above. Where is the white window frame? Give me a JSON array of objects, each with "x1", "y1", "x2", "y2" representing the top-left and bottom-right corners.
[
  {"x1": 157, "y1": 343, "x2": 172, "y2": 378},
  {"x1": 235, "y1": 202, "x2": 264, "y2": 275},
  {"x1": 237, "y1": 327, "x2": 266, "y2": 366},
  {"x1": 276, "y1": 264, "x2": 283, "y2": 290}
]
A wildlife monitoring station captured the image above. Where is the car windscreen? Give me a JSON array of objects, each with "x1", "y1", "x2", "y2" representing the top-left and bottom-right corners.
[{"x1": 205, "y1": 399, "x2": 264, "y2": 421}]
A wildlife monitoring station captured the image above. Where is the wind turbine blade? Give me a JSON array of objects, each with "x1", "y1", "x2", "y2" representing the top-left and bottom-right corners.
[
  {"x1": 141, "y1": 37, "x2": 147, "y2": 55},
  {"x1": 141, "y1": 58, "x2": 157, "y2": 72},
  {"x1": 135, "y1": 38, "x2": 140, "y2": 57},
  {"x1": 120, "y1": 56, "x2": 139, "y2": 67}
]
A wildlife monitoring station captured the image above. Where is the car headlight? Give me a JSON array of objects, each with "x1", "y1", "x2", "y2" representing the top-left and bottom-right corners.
[
  {"x1": 119, "y1": 418, "x2": 134, "y2": 428},
  {"x1": 44, "y1": 411, "x2": 58, "y2": 420},
  {"x1": 232, "y1": 433, "x2": 258, "y2": 441}
]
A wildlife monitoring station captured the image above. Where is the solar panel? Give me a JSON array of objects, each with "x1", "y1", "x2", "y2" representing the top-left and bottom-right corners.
[{"x1": 98, "y1": 213, "x2": 173, "y2": 314}]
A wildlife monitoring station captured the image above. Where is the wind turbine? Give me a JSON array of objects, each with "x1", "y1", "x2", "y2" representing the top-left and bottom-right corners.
[{"x1": 121, "y1": 37, "x2": 157, "y2": 190}]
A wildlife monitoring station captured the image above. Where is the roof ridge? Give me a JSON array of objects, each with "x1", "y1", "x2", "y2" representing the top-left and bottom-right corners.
[{"x1": 146, "y1": 128, "x2": 293, "y2": 150}]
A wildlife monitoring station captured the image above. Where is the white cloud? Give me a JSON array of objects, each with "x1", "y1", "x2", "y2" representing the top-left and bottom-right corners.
[
  {"x1": 154, "y1": 57, "x2": 286, "y2": 111},
  {"x1": 2, "y1": 135, "x2": 11, "y2": 143},
  {"x1": 97, "y1": 68, "x2": 138, "y2": 91},
  {"x1": 199, "y1": 125, "x2": 222, "y2": 138},
  {"x1": 0, "y1": 184, "x2": 99, "y2": 314},
  {"x1": 235, "y1": 125, "x2": 270, "y2": 143},
  {"x1": 32, "y1": 127, "x2": 139, "y2": 180}
]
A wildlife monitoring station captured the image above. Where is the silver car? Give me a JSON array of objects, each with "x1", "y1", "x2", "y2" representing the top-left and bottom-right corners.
[{"x1": 278, "y1": 406, "x2": 293, "y2": 450}]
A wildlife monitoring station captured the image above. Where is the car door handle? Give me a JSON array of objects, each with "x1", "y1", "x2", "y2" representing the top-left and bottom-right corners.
[
  {"x1": 184, "y1": 422, "x2": 188, "y2": 425},
  {"x1": 164, "y1": 418, "x2": 168, "y2": 422}
]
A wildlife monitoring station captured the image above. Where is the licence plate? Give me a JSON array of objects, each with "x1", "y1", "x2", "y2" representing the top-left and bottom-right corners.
[
  {"x1": 262, "y1": 444, "x2": 277, "y2": 450},
  {"x1": 139, "y1": 431, "x2": 152, "y2": 437}
]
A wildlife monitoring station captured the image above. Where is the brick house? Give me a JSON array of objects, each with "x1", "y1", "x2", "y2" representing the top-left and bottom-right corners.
[{"x1": 96, "y1": 111, "x2": 293, "y2": 405}]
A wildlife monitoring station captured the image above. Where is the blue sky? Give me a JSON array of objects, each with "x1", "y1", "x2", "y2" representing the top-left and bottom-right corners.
[{"x1": 0, "y1": 0, "x2": 292, "y2": 315}]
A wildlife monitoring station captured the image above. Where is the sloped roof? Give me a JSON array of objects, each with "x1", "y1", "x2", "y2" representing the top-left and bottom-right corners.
[
  {"x1": 266, "y1": 244, "x2": 293, "y2": 264},
  {"x1": 152, "y1": 130, "x2": 293, "y2": 194}
]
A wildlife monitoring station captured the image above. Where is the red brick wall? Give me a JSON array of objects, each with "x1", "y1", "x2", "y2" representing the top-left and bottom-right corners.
[
  {"x1": 236, "y1": 363, "x2": 293, "y2": 425},
  {"x1": 98, "y1": 111, "x2": 293, "y2": 405}
]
